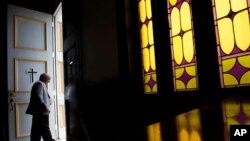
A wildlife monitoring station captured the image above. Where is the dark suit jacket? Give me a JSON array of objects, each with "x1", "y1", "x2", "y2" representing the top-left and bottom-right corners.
[{"x1": 26, "y1": 81, "x2": 51, "y2": 115}]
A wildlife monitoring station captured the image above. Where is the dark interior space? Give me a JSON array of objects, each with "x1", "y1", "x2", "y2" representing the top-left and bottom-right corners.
[
  {"x1": 0, "y1": 0, "x2": 8, "y2": 140},
  {"x1": 1, "y1": 0, "x2": 250, "y2": 141}
]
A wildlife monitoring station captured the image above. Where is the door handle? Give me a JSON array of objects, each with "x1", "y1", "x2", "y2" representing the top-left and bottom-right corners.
[
  {"x1": 10, "y1": 98, "x2": 15, "y2": 111},
  {"x1": 8, "y1": 91, "x2": 15, "y2": 111}
]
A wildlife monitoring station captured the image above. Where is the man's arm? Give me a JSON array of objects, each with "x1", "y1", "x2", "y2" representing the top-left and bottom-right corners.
[{"x1": 35, "y1": 82, "x2": 50, "y2": 112}]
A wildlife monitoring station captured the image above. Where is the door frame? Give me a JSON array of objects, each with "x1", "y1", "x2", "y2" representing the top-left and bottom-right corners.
[{"x1": 53, "y1": 2, "x2": 67, "y2": 140}]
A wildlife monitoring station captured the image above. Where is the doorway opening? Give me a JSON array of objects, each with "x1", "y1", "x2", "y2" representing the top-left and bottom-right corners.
[
  {"x1": 7, "y1": 2, "x2": 66, "y2": 141},
  {"x1": 53, "y1": 2, "x2": 67, "y2": 140}
]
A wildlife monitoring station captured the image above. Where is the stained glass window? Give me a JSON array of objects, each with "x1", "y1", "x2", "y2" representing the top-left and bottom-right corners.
[
  {"x1": 147, "y1": 122, "x2": 162, "y2": 141},
  {"x1": 167, "y1": 0, "x2": 199, "y2": 91},
  {"x1": 212, "y1": 0, "x2": 250, "y2": 88},
  {"x1": 176, "y1": 109, "x2": 202, "y2": 141},
  {"x1": 138, "y1": 0, "x2": 158, "y2": 94},
  {"x1": 223, "y1": 99, "x2": 250, "y2": 141}
]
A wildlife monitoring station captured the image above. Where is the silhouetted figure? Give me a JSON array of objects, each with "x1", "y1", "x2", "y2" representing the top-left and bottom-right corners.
[{"x1": 26, "y1": 73, "x2": 56, "y2": 141}]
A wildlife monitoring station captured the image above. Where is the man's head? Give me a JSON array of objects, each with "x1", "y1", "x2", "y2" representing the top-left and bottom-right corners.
[{"x1": 39, "y1": 73, "x2": 51, "y2": 84}]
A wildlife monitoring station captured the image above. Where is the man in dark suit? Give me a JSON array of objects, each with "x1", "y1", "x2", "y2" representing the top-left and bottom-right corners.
[{"x1": 26, "y1": 73, "x2": 56, "y2": 141}]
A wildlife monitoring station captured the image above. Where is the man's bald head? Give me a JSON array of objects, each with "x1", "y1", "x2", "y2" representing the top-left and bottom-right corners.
[{"x1": 39, "y1": 73, "x2": 51, "y2": 84}]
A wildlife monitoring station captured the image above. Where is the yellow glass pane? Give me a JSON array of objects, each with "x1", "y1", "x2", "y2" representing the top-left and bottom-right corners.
[
  {"x1": 139, "y1": 0, "x2": 146, "y2": 22},
  {"x1": 176, "y1": 80, "x2": 185, "y2": 89},
  {"x1": 230, "y1": 0, "x2": 247, "y2": 12},
  {"x1": 187, "y1": 77, "x2": 197, "y2": 89},
  {"x1": 173, "y1": 36, "x2": 183, "y2": 65},
  {"x1": 238, "y1": 55, "x2": 250, "y2": 68},
  {"x1": 145, "y1": 85, "x2": 152, "y2": 93},
  {"x1": 186, "y1": 66, "x2": 196, "y2": 76},
  {"x1": 171, "y1": 7, "x2": 181, "y2": 36},
  {"x1": 218, "y1": 18, "x2": 235, "y2": 55},
  {"x1": 234, "y1": 11, "x2": 250, "y2": 51},
  {"x1": 240, "y1": 71, "x2": 250, "y2": 84},
  {"x1": 180, "y1": 2, "x2": 192, "y2": 31},
  {"x1": 152, "y1": 73, "x2": 157, "y2": 81},
  {"x1": 148, "y1": 21, "x2": 154, "y2": 45},
  {"x1": 179, "y1": 128, "x2": 189, "y2": 141},
  {"x1": 143, "y1": 48, "x2": 150, "y2": 72},
  {"x1": 152, "y1": 84, "x2": 158, "y2": 93},
  {"x1": 146, "y1": 0, "x2": 152, "y2": 19},
  {"x1": 149, "y1": 45, "x2": 156, "y2": 71},
  {"x1": 141, "y1": 24, "x2": 148, "y2": 48},
  {"x1": 222, "y1": 58, "x2": 236, "y2": 72},
  {"x1": 215, "y1": 0, "x2": 230, "y2": 19},
  {"x1": 145, "y1": 75, "x2": 151, "y2": 83},
  {"x1": 176, "y1": 68, "x2": 185, "y2": 79},
  {"x1": 169, "y1": 0, "x2": 177, "y2": 6},
  {"x1": 223, "y1": 73, "x2": 238, "y2": 86},
  {"x1": 190, "y1": 130, "x2": 201, "y2": 141},
  {"x1": 183, "y1": 31, "x2": 194, "y2": 63}
]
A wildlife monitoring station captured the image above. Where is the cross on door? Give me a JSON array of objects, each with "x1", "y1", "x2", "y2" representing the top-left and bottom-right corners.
[{"x1": 27, "y1": 68, "x2": 38, "y2": 83}]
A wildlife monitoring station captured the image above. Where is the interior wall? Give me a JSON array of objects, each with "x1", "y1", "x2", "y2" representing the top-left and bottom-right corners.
[
  {"x1": 77, "y1": 0, "x2": 145, "y2": 141},
  {"x1": 81, "y1": 0, "x2": 119, "y2": 86},
  {"x1": 79, "y1": 0, "x2": 123, "y2": 140}
]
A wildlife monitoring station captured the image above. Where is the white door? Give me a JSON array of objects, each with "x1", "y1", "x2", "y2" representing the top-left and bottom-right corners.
[
  {"x1": 7, "y1": 4, "x2": 56, "y2": 141},
  {"x1": 54, "y1": 3, "x2": 67, "y2": 140}
]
